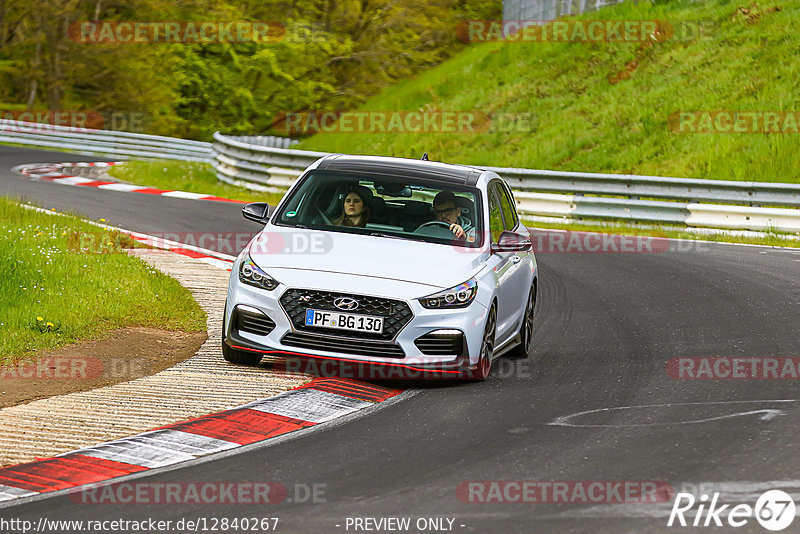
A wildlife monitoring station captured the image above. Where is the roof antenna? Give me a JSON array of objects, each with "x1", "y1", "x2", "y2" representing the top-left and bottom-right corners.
[{"x1": 421, "y1": 153, "x2": 429, "y2": 161}]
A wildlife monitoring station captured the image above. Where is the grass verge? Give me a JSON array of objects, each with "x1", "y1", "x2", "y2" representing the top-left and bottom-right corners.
[
  {"x1": 296, "y1": 0, "x2": 800, "y2": 183},
  {"x1": 107, "y1": 160, "x2": 286, "y2": 205},
  {"x1": 0, "y1": 197, "x2": 206, "y2": 365}
]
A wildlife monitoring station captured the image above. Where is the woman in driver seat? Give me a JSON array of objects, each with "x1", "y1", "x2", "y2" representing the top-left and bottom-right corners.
[{"x1": 333, "y1": 187, "x2": 371, "y2": 228}]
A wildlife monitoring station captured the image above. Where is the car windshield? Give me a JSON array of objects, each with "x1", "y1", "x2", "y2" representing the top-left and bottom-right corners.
[{"x1": 273, "y1": 171, "x2": 483, "y2": 247}]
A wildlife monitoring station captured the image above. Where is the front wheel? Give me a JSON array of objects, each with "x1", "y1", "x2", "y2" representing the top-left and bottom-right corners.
[
  {"x1": 222, "y1": 303, "x2": 263, "y2": 365},
  {"x1": 222, "y1": 341, "x2": 263, "y2": 365},
  {"x1": 464, "y1": 306, "x2": 496, "y2": 381}
]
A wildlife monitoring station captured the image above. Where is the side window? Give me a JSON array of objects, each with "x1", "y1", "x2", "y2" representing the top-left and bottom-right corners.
[
  {"x1": 488, "y1": 185, "x2": 504, "y2": 244},
  {"x1": 497, "y1": 183, "x2": 518, "y2": 231}
]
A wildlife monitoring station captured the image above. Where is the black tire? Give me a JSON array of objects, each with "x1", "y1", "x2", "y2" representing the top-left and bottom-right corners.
[
  {"x1": 464, "y1": 305, "x2": 496, "y2": 381},
  {"x1": 508, "y1": 284, "x2": 536, "y2": 359},
  {"x1": 221, "y1": 304, "x2": 263, "y2": 365}
]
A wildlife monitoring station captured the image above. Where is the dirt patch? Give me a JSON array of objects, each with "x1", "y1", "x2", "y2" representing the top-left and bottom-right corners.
[
  {"x1": 0, "y1": 328, "x2": 206, "y2": 408},
  {"x1": 733, "y1": 4, "x2": 781, "y2": 25},
  {"x1": 608, "y1": 22, "x2": 671, "y2": 85}
]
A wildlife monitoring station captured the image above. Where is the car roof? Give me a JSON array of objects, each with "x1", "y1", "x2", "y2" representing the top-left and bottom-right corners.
[{"x1": 316, "y1": 154, "x2": 486, "y2": 187}]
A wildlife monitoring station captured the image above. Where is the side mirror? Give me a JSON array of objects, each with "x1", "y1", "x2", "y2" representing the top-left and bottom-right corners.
[
  {"x1": 491, "y1": 230, "x2": 532, "y2": 253},
  {"x1": 242, "y1": 202, "x2": 270, "y2": 225}
]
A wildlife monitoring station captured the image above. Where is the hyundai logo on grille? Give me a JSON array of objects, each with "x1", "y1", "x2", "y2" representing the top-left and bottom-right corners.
[{"x1": 333, "y1": 297, "x2": 359, "y2": 311}]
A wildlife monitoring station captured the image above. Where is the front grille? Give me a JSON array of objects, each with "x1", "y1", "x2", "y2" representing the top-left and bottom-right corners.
[
  {"x1": 282, "y1": 333, "x2": 405, "y2": 359},
  {"x1": 414, "y1": 331, "x2": 464, "y2": 356},
  {"x1": 234, "y1": 307, "x2": 276, "y2": 336},
  {"x1": 279, "y1": 289, "x2": 413, "y2": 340}
]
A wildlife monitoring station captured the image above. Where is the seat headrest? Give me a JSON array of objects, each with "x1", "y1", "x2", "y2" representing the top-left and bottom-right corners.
[
  {"x1": 372, "y1": 196, "x2": 387, "y2": 211},
  {"x1": 453, "y1": 196, "x2": 473, "y2": 220},
  {"x1": 348, "y1": 184, "x2": 374, "y2": 201}
]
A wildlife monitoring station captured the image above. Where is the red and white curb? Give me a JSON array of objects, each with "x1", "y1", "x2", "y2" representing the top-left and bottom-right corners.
[
  {"x1": 1, "y1": 207, "x2": 409, "y2": 506},
  {"x1": 0, "y1": 378, "x2": 401, "y2": 503},
  {"x1": 13, "y1": 161, "x2": 245, "y2": 204},
  {"x1": 127, "y1": 233, "x2": 235, "y2": 271}
]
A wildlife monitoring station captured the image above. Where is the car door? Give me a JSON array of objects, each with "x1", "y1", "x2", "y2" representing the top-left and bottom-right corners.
[
  {"x1": 488, "y1": 181, "x2": 519, "y2": 343},
  {"x1": 496, "y1": 181, "x2": 533, "y2": 337}
]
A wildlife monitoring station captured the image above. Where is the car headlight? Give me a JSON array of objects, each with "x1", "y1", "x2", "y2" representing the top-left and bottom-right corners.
[
  {"x1": 419, "y1": 278, "x2": 477, "y2": 309},
  {"x1": 239, "y1": 253, "x2": 279, "y2": 290}
]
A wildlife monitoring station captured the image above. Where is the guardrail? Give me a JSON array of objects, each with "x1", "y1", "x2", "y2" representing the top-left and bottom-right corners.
[
  {"x1": 212, "y1": 132, "x2": 319, "y2": 190},
  {"x1": 2, "y1": 121, "x2": 797, "y2": 234},
  {"x1": 0, "y1": 120, "x2": 213, "y2": 162},
  {"x1": 226, "y1": 135, "x2": 300, "y2": 149},
  {"x1": 211, "y1": 132, "x2": 800, "y2": 233},
  {"x1": 503, "y1": 0, "x2": 626, "y2": 23}
]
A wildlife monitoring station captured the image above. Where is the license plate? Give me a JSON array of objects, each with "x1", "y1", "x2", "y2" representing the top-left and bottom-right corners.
[{"x1": 304, "y1": 309, "x2": 383, "y2": 333}]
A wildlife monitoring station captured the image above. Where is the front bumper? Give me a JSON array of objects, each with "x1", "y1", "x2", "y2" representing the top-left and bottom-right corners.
[{"x1": 225, "y1": 270, "x2": 489, "y2": 378}]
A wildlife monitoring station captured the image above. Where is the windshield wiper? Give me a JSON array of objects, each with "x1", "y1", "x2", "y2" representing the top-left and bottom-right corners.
[{"x1": 369, "y1": 232, "x2": 407, "y2": 240}]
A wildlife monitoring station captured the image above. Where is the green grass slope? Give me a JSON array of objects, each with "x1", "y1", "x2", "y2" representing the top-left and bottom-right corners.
[
  {"x1": 0, "y1": 199, "x2": 206, "y2": 362},
  {"x1": 298, "y1": 0, "x2": 800, "y2": 182}
]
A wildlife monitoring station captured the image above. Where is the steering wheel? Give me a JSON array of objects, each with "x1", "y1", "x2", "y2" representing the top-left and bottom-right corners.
[
  {"x1": 417, "y1": 220, "x2": 453, "y2": 230},
  {"x1": 415, "y1": 220, "x2": 458, "y2": 238}
]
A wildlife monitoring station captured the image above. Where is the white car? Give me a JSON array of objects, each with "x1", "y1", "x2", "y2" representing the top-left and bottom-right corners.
[{"x1": 223, "y1": 154, "x2": 538, "y2": 380}]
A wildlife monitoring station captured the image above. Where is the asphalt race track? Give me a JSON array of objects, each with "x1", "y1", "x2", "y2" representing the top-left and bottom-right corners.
[
  {"x1": 0, "y1": 146, "x2": 258, "y2": 253},
  {"x1": 2, "y1": 145, "x2": 800, "y2": 533}
]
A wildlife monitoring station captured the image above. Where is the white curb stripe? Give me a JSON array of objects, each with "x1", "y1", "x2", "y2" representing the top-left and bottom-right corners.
[
  {"x1": 161, "y1": 191, "x2": 212, "y2": 200},
  {"x1": 120, "y1": 430, "x2": 239, "y2": 457},
  {"x1": 72, "y1": 441, "x2": 197, "y2": 469},
  {"x1": 96, "y1": 183, "x2": 146, "y2": 192},
  {"x1": 246, "y1": 389, "x2": 373, "y2": 423},
  {"x1": 52, "y1": 176, "x2": 96, "y2": 186},
  {"x1": 0, "y1": 484, "x2": 38, "y2": 502},
  {"x1": 194, "y1": 256, "x2": 235, "y2": 270}
]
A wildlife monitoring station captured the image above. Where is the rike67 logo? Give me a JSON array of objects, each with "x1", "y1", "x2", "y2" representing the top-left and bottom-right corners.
[{"x1": 668, "y1": 490, "x2": 795, "y2": 531}]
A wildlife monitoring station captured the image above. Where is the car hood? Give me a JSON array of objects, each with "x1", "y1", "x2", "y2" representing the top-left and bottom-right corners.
[{"x1": 248, "y1": 226, "x2": 487, "y2": 290}]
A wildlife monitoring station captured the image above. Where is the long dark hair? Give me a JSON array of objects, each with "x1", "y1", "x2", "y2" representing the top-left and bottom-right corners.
[{"x1": 333, "y1": 187, "x2": 371, "y2": 227}]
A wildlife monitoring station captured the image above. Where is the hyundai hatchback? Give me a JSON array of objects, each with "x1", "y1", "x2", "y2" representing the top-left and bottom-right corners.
[{"x1": 223, "y1": 154, "x2": 538, "y2": 380}]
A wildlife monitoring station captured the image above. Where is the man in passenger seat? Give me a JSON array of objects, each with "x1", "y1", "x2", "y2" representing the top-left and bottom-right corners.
[{"x1": 432, "y1": 191, "x2": 475, "y2": 242}]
